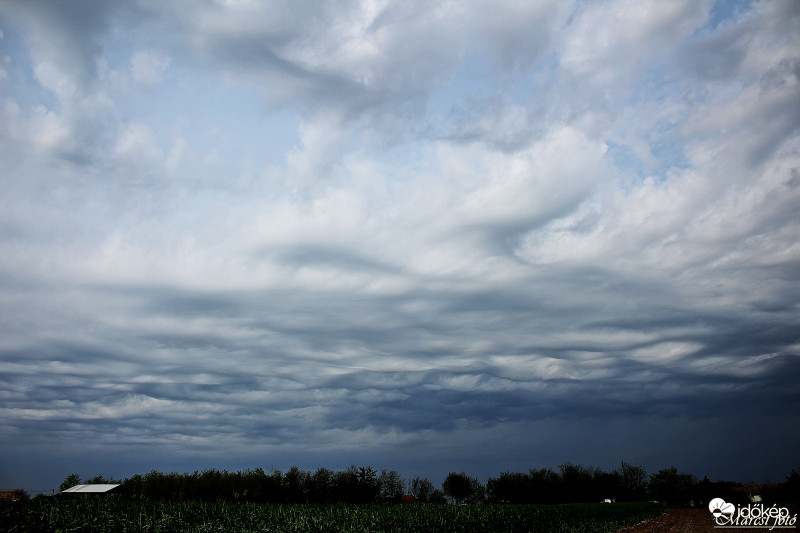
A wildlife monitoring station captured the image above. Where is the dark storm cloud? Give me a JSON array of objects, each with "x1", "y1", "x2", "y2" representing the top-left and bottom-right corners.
[{"x1": 299, "y1": 352, "x2": 800, "y2": 435}]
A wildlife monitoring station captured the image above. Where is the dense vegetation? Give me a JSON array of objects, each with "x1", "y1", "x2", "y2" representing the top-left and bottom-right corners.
[
  {"x1": 0, "y1": 499, "x2": 666, "y2": 533},
  {"x1": 3, "y1": 465, "x2": 797, "y2": 532},
  {"x1": 99, "y1": 466, "x2": 443, "y2": 504},
  {"x1": 40, "y1": 463, "x2": 799, "y2": 506}
]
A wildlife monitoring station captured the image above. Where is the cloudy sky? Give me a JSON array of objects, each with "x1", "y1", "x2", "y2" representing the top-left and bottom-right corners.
[{"x1": 1, "y1": 0, "x2": 799, "y2": 493}]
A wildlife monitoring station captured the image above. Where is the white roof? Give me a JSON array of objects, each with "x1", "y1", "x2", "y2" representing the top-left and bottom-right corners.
[{"x1": 61, "y1": 484, "x2": 120, "y2": 493}]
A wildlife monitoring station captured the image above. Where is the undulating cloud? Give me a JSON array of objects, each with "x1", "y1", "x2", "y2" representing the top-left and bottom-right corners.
[{"x1": 0, "y1": 0, "x2": 798, "y2": 492}]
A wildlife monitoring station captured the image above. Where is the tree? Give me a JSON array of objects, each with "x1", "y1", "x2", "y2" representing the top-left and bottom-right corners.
[
  {"x1": 443, "y1": 472, "x2": 470, "y2": 503},
  {"x1": 616, "y1": 461, "x2": 647, "y2": 501},
  {"x1": 487, "y1": 471, "x2": 531, "y2": 503},
  {"x1": 559, "y1": 462, "x2": 601, "y2": 502},
  {"x1": 428, "y1": 488, "x2": 448, "y2": 503},
  {"x1": 334, "y1": 465, "x2": 380, "y2": 503},
  {"x1": 468, "y1": 475, "x2": 485, "y2": 503},
  {"x1": 308, "y1": 467, "x2": 334, "y2": 503},
  {"x1": 442, "y1": 472, "x2": 483, "y2": 504},
  {"x1": 783, "y1": 467, "x2": 800, "y2": 502},
  {"x1": 85, "y1": 474, "x2": 116, "y2": 484},
  {"x1": 410, "y1": 476, "x2": 435, "y2": 502},
  {"x1": 120, "y1": 474, "x2": 143, "y2": 499},
  {"x1": 356, "y1": 466, "x2": 380, "y2": 503},
  {"x1": 761, "y1": 467, "x2": 800, "y2": 505},
  {"x1": 378, "y1": 469, "x2": 405, "y2": 502},
  {"x1": 648, "y1": 467, "x2": 695, "y2": 505},
  {"x1": 529, "y1": 467, "x2": 561, "y2": 503},
  {"x1": 59, "y1": 473, "x2": 81, "y2": 492},
  {"x1": 282, "y1": 466, "x2": 310, "y2": 503}
]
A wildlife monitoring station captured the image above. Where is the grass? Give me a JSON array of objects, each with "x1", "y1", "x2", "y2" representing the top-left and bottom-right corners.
[{"x1": 0, "y1": 498, "x2": 665, "y2": 532}]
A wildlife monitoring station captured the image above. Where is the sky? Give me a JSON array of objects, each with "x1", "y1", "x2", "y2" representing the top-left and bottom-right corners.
[{"x1": 0, "y1": 0, "x2": 799, "y2": 494}]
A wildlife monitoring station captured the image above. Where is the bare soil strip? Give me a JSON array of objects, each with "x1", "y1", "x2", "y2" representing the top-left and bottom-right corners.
[{"x1": 616, "y1": 508, "x2": 781, "y2": 533}]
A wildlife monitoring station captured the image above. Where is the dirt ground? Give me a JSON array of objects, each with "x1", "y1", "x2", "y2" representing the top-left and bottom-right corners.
[{"x1": 616, "y1": 508, "x2": 786, "y2": 533}]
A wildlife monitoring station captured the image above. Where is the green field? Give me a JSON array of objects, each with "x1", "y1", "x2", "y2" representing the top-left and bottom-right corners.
[{"x1": 0, "y1": 499, "x2": 664, "y2": 532}]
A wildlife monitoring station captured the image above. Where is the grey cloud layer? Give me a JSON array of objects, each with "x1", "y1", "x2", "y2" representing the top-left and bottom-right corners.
[{"x1": 1, "y1": 0, "x2": 799, "y2": 489}]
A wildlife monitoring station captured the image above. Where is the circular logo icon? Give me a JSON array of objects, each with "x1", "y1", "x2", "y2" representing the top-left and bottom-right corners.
[{"x1": 708, "y1": 498, "x2": 735, "y2": 517}]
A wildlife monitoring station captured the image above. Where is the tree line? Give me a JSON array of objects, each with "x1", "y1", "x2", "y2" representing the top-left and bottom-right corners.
[
  {"x1": 59, "y1": 466, "x2": 444, "y2": 504},
  {"x1": 52, "y1": 463, "x2": 800, "y2": 506}
]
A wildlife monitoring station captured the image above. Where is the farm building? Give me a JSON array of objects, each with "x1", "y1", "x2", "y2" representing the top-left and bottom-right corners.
[
  {"x1": 0, "y1": 490, "x2": 27, "y2": 502},
  {"x1": 61, "y1": 484, "x2": 120, "y2": 496}
]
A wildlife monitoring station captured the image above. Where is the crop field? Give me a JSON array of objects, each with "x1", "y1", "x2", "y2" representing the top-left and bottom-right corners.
[{"x1": 0, "y1": 499, "x2": 664, "y2": 532}]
